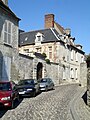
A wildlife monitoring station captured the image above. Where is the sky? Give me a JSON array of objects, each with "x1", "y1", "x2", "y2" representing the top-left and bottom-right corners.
[{"x1": 8, "y1": 0, "x2": 90, "y2": 54}]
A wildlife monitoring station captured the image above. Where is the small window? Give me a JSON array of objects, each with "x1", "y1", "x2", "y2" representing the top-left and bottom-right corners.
[
  {"x1": 70, "y1": 68, "x2": 74, "y2": 79},
  {"x1": 35, "y1": 32, "x2": 44, "y2": 43},
  {"x1": 36, "y1": 48, "x2": 41, "y2": 53},
  {"x1": 37, "y1": 36, "x2": 41, "y2": 41},
  {"x1": 75, "y1": 51, "x2": 78, "y2": 62},
  {"x1": 24, "y1": 49, "x2": 29, "y2": 53},
  {"x1": 71, "y1": 49, "x2": 74, "y2": 60},
  {"x1": 3, "y1": 21, "x2": 12, "y2": 45},
  {"x1": 49, "y1": 46, "x2": 52, "y2": 59}
]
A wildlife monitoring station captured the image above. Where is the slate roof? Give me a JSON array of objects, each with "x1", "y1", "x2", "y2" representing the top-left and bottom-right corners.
[
  {"x1": 0, "y1": 0, "x2": 20, "y2": 20},
  {"x1": 19, "y1": 28, "x2": 62, "y2": 46},
  {"x1": 54, "y1": 22, "x2": 65, "y2": 34}
]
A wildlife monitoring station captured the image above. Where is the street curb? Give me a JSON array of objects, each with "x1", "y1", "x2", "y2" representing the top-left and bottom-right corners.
[{"x1": 69, "y1": 87, "x2": 87, "y2": 120}]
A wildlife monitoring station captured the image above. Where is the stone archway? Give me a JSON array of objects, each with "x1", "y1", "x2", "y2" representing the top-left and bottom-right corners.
[{"x1": 37, "y1": 62, "x2": 43, "y2": 80}]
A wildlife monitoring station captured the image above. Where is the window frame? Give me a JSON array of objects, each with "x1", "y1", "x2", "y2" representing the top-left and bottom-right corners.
[
  {"x1": 3, "y1": 21, "x2": 12, "y2": 46},
  {"x1": 49, "y1": 46, "x2": 52, "y2": 59}
]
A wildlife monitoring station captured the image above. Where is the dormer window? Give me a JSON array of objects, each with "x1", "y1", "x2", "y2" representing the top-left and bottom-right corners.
[
  {"x1": 37, "y1": 36, "x2": 41, "y2": 41},
  {"x1": 35, "y1": 32, "x2": 44, "y2": 43}
]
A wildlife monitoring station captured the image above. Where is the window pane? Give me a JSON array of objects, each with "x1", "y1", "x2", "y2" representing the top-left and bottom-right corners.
[
  {"x1": 24, "y1": 49, "x2": 29, "y2": 53},
  {"x1": 4, "y1": 32, "x2": 7, "y2": 42},
  {"x1": 49, "y1": 46, "x2": 52, "y2": 51},
  {"x1": 37, "y1": 36, "x2": 41, "y2": 41},
  {"x1": 49, "y1": 52, "x2": 52, "y2": 59},
  {"x1": 8, "y1": 34, "x2": 11, "y2": 44},
  {"x1": 8, "y1": 22, "x2": 11, "y2": 33},
  {"x1": 4, "y1": 22, "x2": 7, "y2": 32}
]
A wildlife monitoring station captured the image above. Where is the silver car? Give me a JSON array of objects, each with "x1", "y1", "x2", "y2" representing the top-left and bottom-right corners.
[{"x1": 39, "y1": 78, "x2": 54, "y2": 91}]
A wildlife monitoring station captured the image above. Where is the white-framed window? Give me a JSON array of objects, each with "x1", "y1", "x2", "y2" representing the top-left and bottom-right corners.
[
  {"x1": 49, "y1": 46, "x2": 52, "y2": 59},
  {"x1": 3, "y1": 21, "x2": 12, "y2": 45},
  {"x1": 24, "y1": 49, "x2": 29, "y2": 53},
  {"x1": 36, "y1": 47, "x2": 41, "y2": 53},
  {"x1": 71, "y1": 49, "x2": 74, "y2": 60},
  {"x1": 35, "y1": 32, "x2": 44, "y2": 43},
  {"x1": 70, "y1": 68, "x2": 74, "y2": 79},
  {"x1": 37, "y1": 36, "x2": 41, "y2": 41}
]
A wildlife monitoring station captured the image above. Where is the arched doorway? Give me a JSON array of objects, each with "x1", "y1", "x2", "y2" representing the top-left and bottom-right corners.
[{"x1": 37, "y1": 62, "x2": 43, "y2": 80}]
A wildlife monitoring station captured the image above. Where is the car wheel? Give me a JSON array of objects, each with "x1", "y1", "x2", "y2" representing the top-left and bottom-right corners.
[
  {"x1": 45, "y1": 86, "x2": 48, "y2": 92},
  {"x1": 16, "y1": 94, "x2": 20, "y2": 102},
  {"x1": 17, "y1": 94, "x2": 20, "y2": 102},
  {"x1": 52, "y1": 85, "x2": 55, "y2": 90},
  {"x1": 33, "y1": 91, "x2": 36, "y2": 97}
]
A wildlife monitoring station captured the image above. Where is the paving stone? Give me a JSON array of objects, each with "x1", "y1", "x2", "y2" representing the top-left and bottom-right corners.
[{"x1": 0, "y1": 84, "x2": 81, "y2": 120}]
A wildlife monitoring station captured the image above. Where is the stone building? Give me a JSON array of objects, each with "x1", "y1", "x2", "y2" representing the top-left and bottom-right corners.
[
  {"x1": 0, "y1": 0, "x2": 37, "y2": 82},
  {"x1": 0, "y1": 0, "x2": 20, "y2": 81},
  {"x1": 19, "y1": 14, "x2": 85, "y2": 84},
  {"x1": 0, "y1": 1, "x2": 86, "y2": 86}
]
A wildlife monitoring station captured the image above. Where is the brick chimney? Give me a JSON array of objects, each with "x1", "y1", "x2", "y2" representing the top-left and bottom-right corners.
[
  {"x1": 2, "y1": 0, "x2": 8, "y2": 6},
  {"x1": 45, "y1": 14, "x2": 54, "y2": 29}
]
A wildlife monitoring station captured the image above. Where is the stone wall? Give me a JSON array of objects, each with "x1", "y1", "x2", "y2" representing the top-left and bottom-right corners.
[
  {"x1": 80, "y1": 62, "x2": 87, "y2": 87},
  {"x1": 45, "y1": 63, "x2": 63, "y2": 86},
  {"x1": 11, "y1": 53, "x2": 33, "y2": 83},
  {"x1": 87, "y1": 68, "x2": 90, "y2": 106},
  {"x1": 18, "y1": 54, "x2": 33, "y2": 80}
]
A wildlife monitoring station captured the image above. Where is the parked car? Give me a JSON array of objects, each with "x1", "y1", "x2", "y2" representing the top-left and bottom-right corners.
[
  {"x1": 0, "y1": 81, "x2": 19, "y2": 109},
  {"x1": 39, "y1": 78, "x2": 54, "y2": 91},
  {"x1": 17, "y1": 79, "x2": 40, "y2": 97}
]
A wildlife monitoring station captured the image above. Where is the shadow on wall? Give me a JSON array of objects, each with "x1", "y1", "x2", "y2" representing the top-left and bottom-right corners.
[
  {"x1": 0, "y1": 51, "x2": 9, "y2": 81},
  {"x1": 82, "y1": 91, "x2": 87, "y2": 105},
  {"x1": 0, "y1": 11, "x2": 9, "y2": 81}
]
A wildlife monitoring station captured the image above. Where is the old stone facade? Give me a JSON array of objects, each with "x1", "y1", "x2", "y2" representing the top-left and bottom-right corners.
[
  {"x1": 19, "y1": 14, "x2": 85, "y2": 84},
  {"x1": 0, "y1": 0, "x2": 20, "y2": 81}
]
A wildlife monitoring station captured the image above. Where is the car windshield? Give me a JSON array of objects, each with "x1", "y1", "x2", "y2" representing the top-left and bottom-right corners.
[
  {"x1": 0, "y1": 82, "x2": 11, "y2": 91},
  {"x1": 40, "y1": 79, "x2": 47, "y2": 83},
  {"x1": 18, "y1": 80, "x2": 34, "y2": 85}
]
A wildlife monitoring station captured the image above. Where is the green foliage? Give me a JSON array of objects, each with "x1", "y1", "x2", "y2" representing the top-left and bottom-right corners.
[
  {"x1": 42, "y1": 53, "x2": 47, "y2": 58},
  {"x1": 86, "y1": 54, "x2": 90, "y2": 61},
  {"x1": 45, "y1": 59, "x2": 50, "y2": 64}
]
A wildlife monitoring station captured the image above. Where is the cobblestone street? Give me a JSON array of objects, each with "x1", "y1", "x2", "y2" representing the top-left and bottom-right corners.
[{"x1": 0, "y1": 84, "x2": 80, "y2": 120}]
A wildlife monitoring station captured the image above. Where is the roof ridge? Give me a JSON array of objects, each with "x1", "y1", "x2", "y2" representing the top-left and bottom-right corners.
[
  {"x1": 20, "y1": 28, "x2": 51, "y2": 34},
  {"x1": 50, "y1": 28, "x2": 60, "y2": 40}
]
